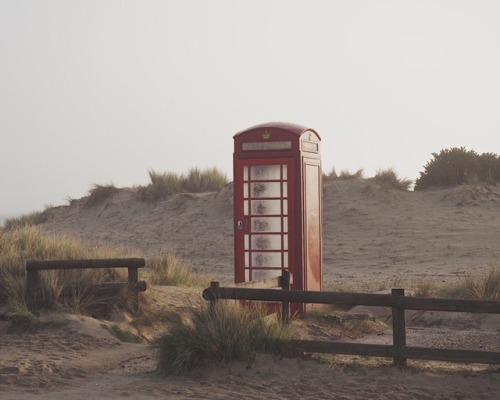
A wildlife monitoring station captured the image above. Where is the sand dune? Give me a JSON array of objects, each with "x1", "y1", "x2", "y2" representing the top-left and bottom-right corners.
[{"x1": 2, "y1": 179, "x2": 500, "y2": 399}]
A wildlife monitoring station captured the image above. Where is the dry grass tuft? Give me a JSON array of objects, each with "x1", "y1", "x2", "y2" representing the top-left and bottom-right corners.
[{"x1": 373, "y1": 168, "x2": 413, "y2": 191}]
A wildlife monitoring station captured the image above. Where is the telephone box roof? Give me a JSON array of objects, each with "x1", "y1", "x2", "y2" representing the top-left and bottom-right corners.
[{"x1": 234, "y1": 122, "x2": 321, "y2": 140}]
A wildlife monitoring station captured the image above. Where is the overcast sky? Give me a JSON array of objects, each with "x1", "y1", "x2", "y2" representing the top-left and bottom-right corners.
[{"x1": 1, "y1": 0, "x2": 499, "y2": 217}]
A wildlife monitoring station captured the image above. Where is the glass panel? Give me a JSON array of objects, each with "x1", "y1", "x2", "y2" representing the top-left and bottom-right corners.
[
  {"x1": 282, "y1": 182, "x2": 288, "y2": 198},
  {"x1": 243, "y1": 166, "x2": 248, "y2": 181},
  {"x1": 251, "y1": 165, "x2": 280, "y2": 180},
  {"x1": 244, "y1": 234, "x2": 249, "y2": 250},
  {"x1": 282, "y1": 164, "x2": 287, "y2": 177},
  {"x1": 243, "y1": 183, "x2": 248, "y2": 199},
  {"x1": 283, "y1": 234, "x2": 288, "y2": 250},
  {"x1": 251, "y1": 182, "x2": 281, "y2": 198},
  {"x1": 283, "y1": 217, "x2": 288, "y2": 232},
  {"x1": 245, "y1": 269, "x2": 249, "y2": 281},
  {"x1": 252, "y1": 217, "x2": 281, "y2": 232},
  {"x1": 251, "y1": 252, "x2": 282, "y2": 268},
  {"x1": 244, "y1": 200, "x2": 249, "y2": 215},
  {"x1": 251, "y1": 199, "x2": 281, "y2": 215},
  {"x1": 251, "y1": 235, "x2": 282, "y2": 250},
  {"x1": 245, "y1": 252, "x2": 249, "y2": 267},
  {"x1": 252, "y1": 270, "x2": 281, "y2": 281},
  {"x1": 282, "y1": 200, "x2": 288, "y2": 215},
  {"x1": 283, "y1": 253, "x2": 288, "y2": 268}
]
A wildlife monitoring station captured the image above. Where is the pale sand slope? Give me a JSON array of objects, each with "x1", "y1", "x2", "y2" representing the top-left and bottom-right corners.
[
  {"x1": 1, "y1": 179, "x2": 500, "y2": 399},
  {"x1": 39, "y1": 179, "x2": 500, "y2": 286}
]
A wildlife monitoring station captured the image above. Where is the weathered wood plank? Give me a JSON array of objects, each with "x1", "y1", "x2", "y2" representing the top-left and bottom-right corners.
[{"x1": 26, "y1": 258, "x2": 145, "y2": 271}]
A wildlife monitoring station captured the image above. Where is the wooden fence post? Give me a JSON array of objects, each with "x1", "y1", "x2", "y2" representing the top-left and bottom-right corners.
[
  {"x1": 280, "y1": 270, "x2": 291, "y2": 323},
  {"x1": 128, "y1": 266, "x2": 139, "y2": 313},
  {"x1": 392, "y1": 288, "x2": 407, "y2": 367},
  {"x1": 209, "y1": 281, "x2": 220, "y2": 309},
  {"x1": 26, "y1": 269, "x2": 39, "y2": 310}
]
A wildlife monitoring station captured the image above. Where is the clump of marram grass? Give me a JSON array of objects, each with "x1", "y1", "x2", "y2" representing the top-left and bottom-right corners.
[
  {"x1": 157, "y1": 301, "x2": 291, "y2": 375},
  {"x1": 438, "y1": 265, "x2": 500, "y2": 300},
  {"x1": 372, "y1": 168, "x2": 413, "y2": 191},
  {"x1": 339, "y1": 168, "x2": 364, "y2": 180},
  {"x1": 3, "y1": 211, "x2": 45, "y2": 230},
  {"x1": 182, "y1": 167, "x2": 228, "y2": 193},
  {"x1": 147, "y1": 251, "x2": 211, "y2": 287},
  {"x1": 84, "y1": 183, "x2": 119, "y2": 208},
  {"x1": 138, "y1": 167, "x2": 229, "y2": 201},
  {"x1": 0, "y1": 226, "x2": 136, "y2": 322},
  {"x1": 323, "y1": 167, "x2": 337, "y2": 180}
]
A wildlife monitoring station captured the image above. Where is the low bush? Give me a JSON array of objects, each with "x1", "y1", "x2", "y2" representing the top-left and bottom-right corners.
[{"x1": 3, "y1": 211, "x2": 45, "y2": 230}]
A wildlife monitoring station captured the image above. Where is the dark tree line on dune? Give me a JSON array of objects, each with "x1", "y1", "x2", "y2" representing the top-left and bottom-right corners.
[{"x1": 415, "y1": 147, "x2": 500, "y2": 190}]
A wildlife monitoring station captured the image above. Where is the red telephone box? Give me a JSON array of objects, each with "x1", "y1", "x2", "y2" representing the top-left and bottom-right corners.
[{"x1": 233, "y1": 122, "x2": 322, "y2": 313}]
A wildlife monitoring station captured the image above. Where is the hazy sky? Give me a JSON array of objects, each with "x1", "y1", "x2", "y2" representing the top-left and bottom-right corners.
[{"x1": 1, "y1": 0, "x2": 500, "y2": 216}]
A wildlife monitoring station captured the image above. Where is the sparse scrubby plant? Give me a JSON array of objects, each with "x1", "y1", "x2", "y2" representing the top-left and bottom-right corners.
[
  {"x1": 85, "y1": 184, "x2": 119, "y2": 208},
  {"x1": 415, "y1": 147, "x2": 500, "y2": 190},
  {"x1": 157, "y1": 301, "x2": 291, "y2": 375},
  {"x1": 373, "y1": 168, "x2": 413, "y2": 191}
]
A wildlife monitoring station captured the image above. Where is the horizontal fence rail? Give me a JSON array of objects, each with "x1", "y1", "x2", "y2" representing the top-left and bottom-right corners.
[
  {"x1": 26, "y1": 258, "x2": 146, "y2": 312},
  {"x1": 203, "y1": 278, "x2": 500, "y2": 366}
]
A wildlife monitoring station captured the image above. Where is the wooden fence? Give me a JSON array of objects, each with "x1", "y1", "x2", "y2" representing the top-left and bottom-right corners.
[
  {"x1": 202, "y1": 276, "x2": 500, "y2": 366},
  {"x1": 26, "y1": 258, "x2": 147, "y2": 312}
]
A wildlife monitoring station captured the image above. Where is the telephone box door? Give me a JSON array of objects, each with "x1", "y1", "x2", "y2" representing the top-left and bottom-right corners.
[{"x1": 234, "y1": 159, "x2": 294, "y2": 283}]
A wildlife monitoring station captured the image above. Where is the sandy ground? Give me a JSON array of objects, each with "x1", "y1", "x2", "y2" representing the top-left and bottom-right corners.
[{"x1": 1, "y1": 179, "x2": 500, "y2": 399}]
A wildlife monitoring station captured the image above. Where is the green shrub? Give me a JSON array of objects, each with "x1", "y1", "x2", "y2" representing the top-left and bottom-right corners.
[
  {"x1": 85, "y1": 184, "x2": 119, "y2": 208},
  {"x1": 415, "y1": 147, "x2": 500, "y2": 190},
  {"x1": 373, "y1": 168, "x2": 412, "y2": 191},
  {"x1": 157, "y1": 301, "x2": 291, "y2": 375}
]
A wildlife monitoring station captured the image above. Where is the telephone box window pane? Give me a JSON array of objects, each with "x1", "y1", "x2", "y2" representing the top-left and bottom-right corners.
[
  {"x1": 283, "y1": 253, "x2": 288, "y2": 268},
  {"x1": 244, "y1": 200, "x2": 249, "y2": 215},
  {"x1": 243, "y1": 183, "x2": 248, "y2": 198},
  {"x1": 282, "y1": 164, "x2": 287, "y2": 177},
  {"x1": 251, "y1": 199, "x2": 281, "y2": 215},
  {"x1": 252, "y1": 252, "x2": 282, "y2": 267},
  {"x1": 245, "y1": 269, "x2": 250, "y2": 281},
  {"x1": 251, "y1": 234, "x2": 282, "y2": 250},
  {"x1": 251, "y1": 182, "x2": 281, "y2": 198},
  {"x1": 282, "y1": 182, "x2": 288, "y2": 198},
  {"x1": 252, "y1": 217, "x2": 281, "y2": 232},
  {"x1": 283, "y1": 217, "x2": 288, "y2": 232},
  {"x1": 282, "y1": 200, "x2": 288, "y2": 215},
  {"x1": 251, "y1": 165, "x2": 280, "y2": 180},
  {"x1": 244, "y1": 234, "x2": 249, "y2": 250},
  {"x1": 243, "y1": 166, "x2": 248, "y2": 181},
  {"x1": 252, "y1": 270, "x2": 281, "y2": 281},
  {"x1": 283, "y1": 234, "x2": 288, "y2": 250},
  {"x1": 245, "y1": 252, "x2": 249, "y2": 267}
]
